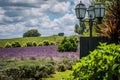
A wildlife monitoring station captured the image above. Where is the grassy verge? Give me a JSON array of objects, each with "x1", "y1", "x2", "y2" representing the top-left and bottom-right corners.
[{"x1": 43, "y1": 70, "x2": 72, "y2": 80}]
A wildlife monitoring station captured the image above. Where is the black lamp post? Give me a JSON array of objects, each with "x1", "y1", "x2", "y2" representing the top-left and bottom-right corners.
[{"x1": 75, "y1": 1, "x2": 105, "y2": 38}]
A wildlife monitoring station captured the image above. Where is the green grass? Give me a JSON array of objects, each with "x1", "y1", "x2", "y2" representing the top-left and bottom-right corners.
[
  {"x1": 43, "y1": 70, "x2": 73, "y2": 80},
  {"x1": 0, "y1": 36, "x2": 64, "y2": 48}
]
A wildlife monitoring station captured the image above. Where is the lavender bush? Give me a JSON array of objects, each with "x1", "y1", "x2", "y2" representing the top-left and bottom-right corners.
[{"x1": 0, "y1": 45, "x2": 79, "y2": 60}]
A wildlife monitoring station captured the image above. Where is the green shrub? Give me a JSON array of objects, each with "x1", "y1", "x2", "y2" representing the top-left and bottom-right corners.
[
  {"x1": 26, "y1": 42, "x2": 33, "y2": 47},
  {"x1": 72, "y1": 43, "x2": 120, "y2": 80},
  {"x1": 32, "y1": 41, "x2": 37, "y2": 46},
  {"x1": 4, "y1": 42, "x2": 12, "y2": 48},
  {"x1": 56, "y1": 58, "x2": 77, "y2": 72},
  {"x1": 58, "y1": 37, "x2": 78, "y2": 52},
  {"x1": 50, "y1": 41, "x2": 56, "y2": 45},
  {"x1": 43, "y1": 40, "x2": 50, "y2": 46},
  {"x1": 38, "y1": 42, "x2": 43, "y2": 46},
  {"x1": 57, "y1": 64, "x2": 66, "y2": 72},
  {"x1": 11, "y1": 42, "x2": 21, "y2": 48},
  {"x1": 23, "y1": 43, "x2": 27, "y2": 47},
  {"x1": 2, "y1": 60, "x2": 55, "y2": 80},
  {"x1": 62, "y1": 58, "x2": 75, "y2": 70}
]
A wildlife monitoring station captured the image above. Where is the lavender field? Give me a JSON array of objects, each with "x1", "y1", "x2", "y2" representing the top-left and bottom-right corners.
[{"x1": 0, "y1": 45, "x2": 79, "y2": 60}]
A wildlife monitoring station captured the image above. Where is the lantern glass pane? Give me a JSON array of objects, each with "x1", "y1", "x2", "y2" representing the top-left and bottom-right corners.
[
  {"x1": 75, "y1": 1, "x2": 86, "y2": 19},
  {"x1": 75, "y1": 9, "x2": 79, "y2": 18},
  {"x1": 80, "y1": 9, "x2": 86, "y2": 18},
  {"x1": 95, "y1": 2, "x2": 105, "y2": 18},
  {"x1": 95, "y1": 9, "x2": 100, "y2": 17},
  {"x1": 88, "y1": 10, "x2": 95, "y2": 19},
  {"x1": 101, "y1": 8, "x2": 105, "y2": 17},
  {"x1": 88, "y1": 6, "x2": 95, "y2": 19}
]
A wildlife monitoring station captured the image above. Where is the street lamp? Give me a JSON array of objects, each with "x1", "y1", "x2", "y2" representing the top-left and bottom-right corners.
[
  {"x1": 75, "y1": 1, "x2": 105, "y2": 38},
  {"x1": 94, "y1": 2, "x2": 105, "y2": 24},
  {"x1": 75, "y1": 1, "x2": 86, "y2": 20}
]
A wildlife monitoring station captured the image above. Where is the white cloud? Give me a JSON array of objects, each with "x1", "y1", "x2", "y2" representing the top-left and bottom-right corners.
[
  {"x1": 0, "y1": 23, "x2": 25, "y2": 37},
  {"x1": 50, "y1": 2, "x2": 70, "y2": 14},
  {"x1": 40, "y1": 1, "x2": 70, "y2": 15},
  {"x1": 0, "y1": 0, "x2": 90, "y2": 38},
  {"x1": 10, "y1": 0, "x2": 39, "y2": 3}
]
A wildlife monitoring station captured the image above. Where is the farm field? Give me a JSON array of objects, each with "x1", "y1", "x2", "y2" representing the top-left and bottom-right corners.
[
  {"x1": 0, "y1": 36, "x2": 79, "y2": 80},
  {"x1": 0, "y1": 36, "x2": 64, "y2": 48}
]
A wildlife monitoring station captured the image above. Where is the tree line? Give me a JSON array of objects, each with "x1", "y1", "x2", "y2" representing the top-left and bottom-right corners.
[{"x1": 23, "y1": 29, "x2": 64, "y2": 37}]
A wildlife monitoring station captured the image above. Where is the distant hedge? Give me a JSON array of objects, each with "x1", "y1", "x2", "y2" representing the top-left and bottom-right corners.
[
  {"x1": 11, "y1": 42, "x2": 21, "y2": 47},
  {"x1": 4, "y1": 42, "x2": 12, "y2": 48},
  {"x1": 5, "y1": 42, "x2": 21, "y2": 48}
]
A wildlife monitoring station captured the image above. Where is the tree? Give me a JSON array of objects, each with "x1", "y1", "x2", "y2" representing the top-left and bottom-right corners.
[
  {"x1": 23, "y1": 29, "x2": 41, "y2": 37},
  {"x1": 74, "y1": 22, "x2": 86, "y2": 35},
  {"x1": 74, "y1": 24, "x2": 79, "y2": 34},
  {"x1": 58, "y1": 33, "x2": 64, "y2": 36}
]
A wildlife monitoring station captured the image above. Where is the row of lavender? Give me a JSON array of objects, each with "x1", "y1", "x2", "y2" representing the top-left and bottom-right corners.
[{"x1": 0, "y1": 45, "x2": 79, "y2": 60}]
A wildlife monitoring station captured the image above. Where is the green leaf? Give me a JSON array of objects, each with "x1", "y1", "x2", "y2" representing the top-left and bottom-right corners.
[{"x1": 112, "y1": 64, "x2": 120, "y2": 71}]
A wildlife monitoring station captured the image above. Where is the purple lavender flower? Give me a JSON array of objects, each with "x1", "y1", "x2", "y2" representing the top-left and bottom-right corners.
[{"x1": 0, "y1": 45, "x2": 79, "y2": 60}]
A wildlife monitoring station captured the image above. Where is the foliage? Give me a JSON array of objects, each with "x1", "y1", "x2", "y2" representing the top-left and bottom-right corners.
[
  {"x1": 23, "y1": 29, "x2": 41, "y2": 37},
  {"x1": 97, "y1": 20, "x2": 116, "y2": 38},
  {"x1": 72, "y1": 43, "x2": 120, "y2": 80},
  {"x1": 49, "y1": 41, "x2": 55, "y2": 45},
  {"x1": 0, "y1": 59, "x2": 55, "y2": 80},
  {"x1": 105, "y1": 1, "x2": 120, "y2": 43},
  {"x1": 0, "y1": 57, "x2": 78, "y2": 80},
  {"x1": 4, "y1": 42, "x2": 12, "y2": 48},
  {"x1": 43, "y1": 40, "x2": 50, "y2": 46},
  {"x1": 58, "y1": 33, "x2": 64, "y2": 36},
  {"x1": 0, "y1": 45, "x2": 79, "y2": 59},
  {"x1": 58, "y1": 37, "x2": 78, "y2": 52},
  {"x1": 94, "y1": 0, "x2": 120, "y2": 43},
  {"x1": 32, "y1": 41, "x2": 37, "y2": 46},
  {"x1": 0, "y1": 36, "x2": 63, "y2": 48},
  {"x1": 90, "y1": 0, "x2": 106, "y2": 5},
  {"x1": 41, "y1": 40, "x2": 55, "y2": 46},
  {"x1": 74, "y1": 24, "x2": 79, "y2": 34},
  {"x1": 57, "y1": 64, "x2": 66, "y2": 72},
  {"x1": 11, "y1": 41, "x2": 21, "y2": 48},
  {"x1": 26, "y1": 42, "x2": 33, "y2": 47},
  {"x1": 74, "y1": 23, "x2": 86, "y2": 35},
  {"x1": 38, "y1": 42, "x2": 43, "y2": 46}
]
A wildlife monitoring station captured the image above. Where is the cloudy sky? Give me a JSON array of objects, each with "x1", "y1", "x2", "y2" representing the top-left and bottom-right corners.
[{"x1": 0, "y1": 0, "x2": 90, "y2": 39}]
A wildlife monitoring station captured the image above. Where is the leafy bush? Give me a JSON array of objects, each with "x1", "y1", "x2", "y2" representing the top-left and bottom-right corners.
[
  {"x1": 57, "y1": 64, "x2": 66, "y2": 72},
  {"x1": 38, "y1": 41, "x2": 55, "y2": 46},
  {"x1": 26, "y1": 42, "x2": 33, "y2": 47},
  {"x1": 32, "y1": 41, "x2": 37, "y2": 46},
  {"x1": 4, "y1": 42, "x2": 12, "y2": 48},
  {"x1": 50, "y1": 41, "x2": 56, "y2": 45},
  {"x1": 11, "y1": 42, "x2": 21, "y2": 48},
  {"x1": 1, "y1": 60, "x2": 55, "y2": 80},
  {"x1": 43, "y1": 40, "x2": 50, "y2": 46},
  {"x1": 72, "y1": 43, "x2": 120, "y2": 80},
  {"x1": 38, "y1": 42, "x2": 43, "y2": 46},
  {"x1": 58, "y1": 37, "x2": 78, "y2": 52},
  {"x1": 57, "y1": 58, "x2": 77, "y2": 72}
]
